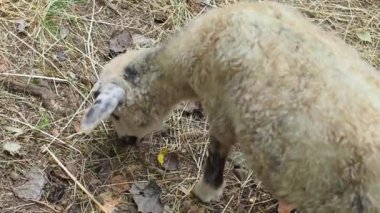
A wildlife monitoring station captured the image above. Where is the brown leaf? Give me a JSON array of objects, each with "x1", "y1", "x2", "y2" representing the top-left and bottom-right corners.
[
  {"x1": 73, "y1": 122, "x2": 81, "y2": 133},
  {"x1": 98, "y1": 191, "x2": 121, "y2": 213},
  {"x1": 180, "y1": 200, "x2": 206, "y2": 213},
  {"x1": 153, "y1": 12, "x2": 168, "y2": 24},
  {"x1": 66, "y1": 162, "x2": 79, "y2": 178},
  {"x1": 109, "y1": 29, "x2": 133, "y2": 58},
  {"x1": 98, "y1": 160, "x2": 112, "y2": 183},
  {"x1": 16, "y1": 19, "x2": 26, "y2": 34},
  {"x1": 9, "y1": 171, "x2": 20, "y2": 181},
  {"x1": 0, "y1": 59, "x2": 8, "y2": 72},
  {"x1": 162, "y1": 152, "x2": 180, "y2": 171},
  {"x1": 48, "y1": 163, "x2": 78, "y2": 181},
  {"x1": 130, "y1": 181, "x2": 164, "y2": 213},
  {"x1": 114, "y1": 204, "x2": 138, "y2": 213},
  {"x1": 111, "y1": 174, "x2": 130, "y2": 196},
  {"x1": 84, "y1": 172, "x2": 102, "y2": 193},
  {"x1": 51, "y1": 128, "x2": 60, "y2": 137},
  {"x1": 47, "y1": 184, "x2": 66, "y2": 203}
]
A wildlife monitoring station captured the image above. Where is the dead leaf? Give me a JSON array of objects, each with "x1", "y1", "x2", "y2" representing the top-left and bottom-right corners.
[
  {"x1": 132, "y1": 34, "x2": 155, "y2": 48},
  {"x1": 56, "y1": 51, "x2": 68, "y2": 62},
  {"x1": 2, "y1": 78, "x2": 68, "y2": 115},
  {"x1": 66, "y1": 162, "x2": 78, "y2": 178},
  {"x1": 84, "y1": 172, "x2": 102, "y2": 193},
  {"x1": 3, "y1": 142, "x2": 22, "y2": 156},
  {"x1": 130, "y1": 181, "x2": 164, "y2": 213},
  {"x1": 157, "y1": 148, "x2": 168, "y2": 166},
  {"x1": 16, "y1": 19, "x2": 26, "y2": 34},
  {"x1": 114, "y1": 204, "x2": 138, "y2": 213},
  {"x1": 47, "y1": 184, "x2": 66, "y2": 203},
  {"x1": 180, "y1": 200, "x2": 206, "y2": 213},
  {"x1": 13, "y1": 168, "x2": 46, "y2": 200},
  {"x1": 162, "y1": 152, "x2": 180, "y2": 171},
  {"x1": 68, "y1": 71, "x2": 77, "y2": 80},
  {"x1": 153, "y1": 12, "x2": 168, "y2": 24},
  {"x1": 98, "y1": 191, "x2": 121, "y2": 213},
  {"x1": 51, "y1": 128, "x2": 60, "y2": 137},
  {"x1": 4, "y1": 126, "x2": 23, "y2": 136},
  {"x1": 356, "y1": 31, "x2": 372, "y2": 43},
  {"x1": 0, "y1": 59, "x2": 8, "y2": 72},
  {"x1": 48, "y1": 163, "x2": 78, "y2": 181},
  {"x1": 98, "y1": 160, "x2": 112, "y2": 183},
  {"x1": 157, "y1": 148, "x2": 179, "y2": 171},
  {"x1": 73, "y1": 122, "x2": 81, "y2": 133},
  {"x1": 59, "y1": 24, "x2": 70, "y2": 39},
  {"x1": 109, "y1": 29, "x2": 133, "y2": 58},
  {"x1": 111, "y1": 174, "x2": 130, "y2": 196},
  {"x1": 10, "y1": 171, "x2": 20, "y2": 181}
]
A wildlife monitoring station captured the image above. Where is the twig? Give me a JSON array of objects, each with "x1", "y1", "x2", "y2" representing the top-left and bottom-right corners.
[
  {"x1": 43, "y1": 146, "x2": 109, "y2": 213},
  {"x1": 0, "y1": 73, "x2": 68, "y2": 82},
  {"x1": 0, "y1": 114, "x2": 81, "y2": 153},
  {"x1": 96, "y1": 0, "x2": 122, "y2": 16},
  {"x1": 137, "y1": 152, "x2": 166, "y2": 176},
  {"x1": 31, "y1": 200, "x2": 59, "y2": 212},
  {"x1": 1, "y1": 78, "x2": 68, "y2": 115}
]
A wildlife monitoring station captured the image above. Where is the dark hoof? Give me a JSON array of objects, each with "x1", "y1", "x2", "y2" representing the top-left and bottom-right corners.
[{"x1": 117, "y1": 135, "x2": 138, "y2": 146}]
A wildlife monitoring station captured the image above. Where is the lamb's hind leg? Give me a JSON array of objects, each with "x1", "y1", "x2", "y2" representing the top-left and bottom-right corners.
[{"x1": 192, "y1": 135, "x2": 231, "y2": 202}]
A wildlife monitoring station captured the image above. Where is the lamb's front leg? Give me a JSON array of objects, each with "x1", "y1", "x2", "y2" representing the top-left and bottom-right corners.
[{"x1": 192, "y1": 135, "x2": 231, "y2": 202}]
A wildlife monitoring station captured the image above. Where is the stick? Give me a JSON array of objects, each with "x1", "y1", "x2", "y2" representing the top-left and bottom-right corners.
[{"x1": 43, "y1": 146, "x2": 109, "y2": 213}]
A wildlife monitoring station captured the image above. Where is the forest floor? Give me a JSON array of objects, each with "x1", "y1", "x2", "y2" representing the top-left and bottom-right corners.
[{"x1": 0, "y1": 0, "x2": 379, "y2": 212}]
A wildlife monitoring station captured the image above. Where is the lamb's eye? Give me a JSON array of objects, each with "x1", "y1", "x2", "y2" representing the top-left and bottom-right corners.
[{"x1": 111, "y1": 113, "x2": 120, "y2": 120}]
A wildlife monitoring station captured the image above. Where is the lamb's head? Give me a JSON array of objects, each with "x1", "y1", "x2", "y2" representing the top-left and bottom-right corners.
[{"x1": 81, "y1": 48, "x2": 165, "y2": 143}]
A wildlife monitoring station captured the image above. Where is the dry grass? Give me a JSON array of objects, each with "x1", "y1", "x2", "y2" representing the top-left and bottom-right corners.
[{"x1": 0, "y1": 0, "x2": 379, "y2": 212}]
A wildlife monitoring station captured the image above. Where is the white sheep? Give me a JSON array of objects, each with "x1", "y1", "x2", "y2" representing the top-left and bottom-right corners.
[{"x1": 80, "y1": 1, "x2": 380, "y2": 212}]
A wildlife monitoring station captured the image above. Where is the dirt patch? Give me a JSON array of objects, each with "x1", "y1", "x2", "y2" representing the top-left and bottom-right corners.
[{"x1": 0, "y1": 0, "x2": 378, "y2": 212}]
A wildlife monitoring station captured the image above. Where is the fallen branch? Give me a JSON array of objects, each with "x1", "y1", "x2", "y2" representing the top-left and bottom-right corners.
[
  {"x1": 1, "y1": 78, "x2": 68, "y2": 115},
  {"x1": 96, "y1": 0, "x2": 122, "y2": 16},
  {"x1": 43, "y1": 146, "x2": 109, "y2": 213}
]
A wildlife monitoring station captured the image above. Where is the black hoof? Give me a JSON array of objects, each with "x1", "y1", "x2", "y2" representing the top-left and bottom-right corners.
[{"x1": 117, "y1": 135, "x2": 138, "y2": 146}]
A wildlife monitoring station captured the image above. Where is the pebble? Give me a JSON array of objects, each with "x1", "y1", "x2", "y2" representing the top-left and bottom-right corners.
[{"x1": 10, "y1": 171, "x2": 19, "y2": 181}]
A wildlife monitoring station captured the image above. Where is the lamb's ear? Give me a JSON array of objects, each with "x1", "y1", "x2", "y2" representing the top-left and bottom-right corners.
[{"x1": 81, "y1": 84, "x2": 125, "y2": 134}]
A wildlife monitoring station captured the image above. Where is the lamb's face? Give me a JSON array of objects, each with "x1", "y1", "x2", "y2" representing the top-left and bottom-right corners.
[{"x1": 81, "y1": 48, "x2": 162, "y2": 143}]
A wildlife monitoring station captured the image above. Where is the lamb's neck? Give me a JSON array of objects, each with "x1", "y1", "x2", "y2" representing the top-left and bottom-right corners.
[
  {"x1": 138, "y1": 49, "x2": 197, "y2": 117},
  {"x1": 152, "y1": 47, "x2": 196, "y2": 97}
]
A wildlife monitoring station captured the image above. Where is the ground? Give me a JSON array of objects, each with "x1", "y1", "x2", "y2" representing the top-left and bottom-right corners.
[{"x1": 0, "y1": 0, "x2": 379, "y2": 212}]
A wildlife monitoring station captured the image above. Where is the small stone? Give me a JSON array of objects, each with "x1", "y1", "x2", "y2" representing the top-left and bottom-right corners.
[{"x1": 10, "y1": 172, "x2": 19, "y2": 181}]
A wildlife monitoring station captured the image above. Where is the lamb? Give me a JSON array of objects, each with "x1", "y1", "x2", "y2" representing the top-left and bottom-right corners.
[{"x1": 80, "y1": 1, "x2": 380, "y2": 212}]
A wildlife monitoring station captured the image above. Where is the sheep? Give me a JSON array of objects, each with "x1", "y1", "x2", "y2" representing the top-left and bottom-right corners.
[{"x1": 80, "y1": 1, "x2": 380, "y2": 212}]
